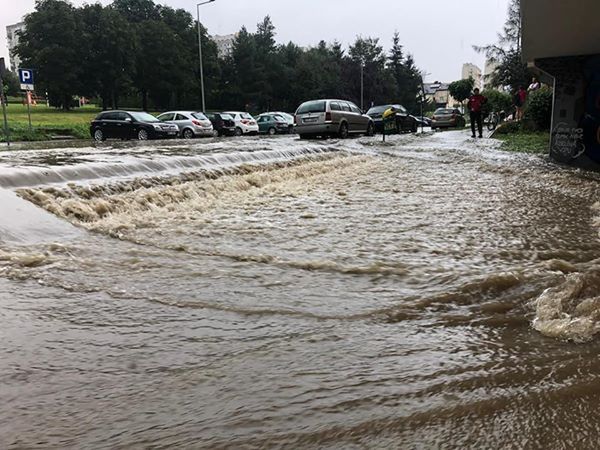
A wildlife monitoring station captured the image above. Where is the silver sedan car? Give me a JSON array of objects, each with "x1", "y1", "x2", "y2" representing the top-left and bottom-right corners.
[{"x1": 156, "y1": 111, "x2": 215, "y2": 138}]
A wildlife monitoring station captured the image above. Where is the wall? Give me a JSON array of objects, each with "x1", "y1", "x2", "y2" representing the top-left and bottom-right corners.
[{"x1": 537, "y1": 56, "x2": 600, "y2": 165}]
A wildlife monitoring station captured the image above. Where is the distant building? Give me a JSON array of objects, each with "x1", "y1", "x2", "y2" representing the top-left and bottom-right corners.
[
  {"x1": 521, "y1": 0, "x2": 600, "y2": 166},
  {"x1": 423, "y1": 82, "x2": 459, "y2": 108},
  {"x1": 213, "y1": 33, "x2": 238, "y2": 58},
  {"x1": 462, "y1": 63, "x2": 482, "y2": 90},
  {"x1": 482, "y1": 59, "x2": 499, "y2": 89},
  {"x1": 6, "y1": 22, "x2": 25, "y2": 71}
]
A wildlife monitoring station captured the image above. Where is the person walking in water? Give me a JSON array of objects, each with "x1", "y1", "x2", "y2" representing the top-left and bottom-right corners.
[{"x1": 467, "y1": 88, "x2": 487, "y2": 138}]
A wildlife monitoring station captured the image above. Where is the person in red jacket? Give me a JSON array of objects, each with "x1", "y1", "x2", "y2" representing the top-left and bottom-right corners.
[{"x1": 467, "y1": 88, "x2": 487, "y2": 138}]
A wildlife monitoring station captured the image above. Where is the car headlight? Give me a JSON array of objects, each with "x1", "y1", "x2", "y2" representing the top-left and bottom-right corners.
[{"x1": 153, "y1": 124, "x2": 162, "y2": 131}]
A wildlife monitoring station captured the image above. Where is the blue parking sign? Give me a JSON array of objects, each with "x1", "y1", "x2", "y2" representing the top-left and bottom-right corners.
[{"x1": 18, "y1": 69, "x2": 35, "y2": 90}]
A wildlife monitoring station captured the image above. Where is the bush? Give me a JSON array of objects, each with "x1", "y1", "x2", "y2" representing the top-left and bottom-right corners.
[
  {"x1": 481, "y1": 89, "x2": 513, "y2": 118},
  {"x1": 525, "y1": 87, "x2": 553, "y2": 130}
]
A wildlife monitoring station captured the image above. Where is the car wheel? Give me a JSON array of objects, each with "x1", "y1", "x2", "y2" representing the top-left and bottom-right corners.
[
  {"x1": 93, "y1": 128, "x2": 105, "y2": 142},
  {"x1": 339, "y1": 122, "x2": 349, "y2": 139},
  {"x1": 138, "y1": 129, "x2": 149, "y2": 141},
  {"x1": 234, "y1": 127, "x2": 243, "y2": 136},
  {"x1": 268, "y1": 127, "x2": 276, "y2": 136},
  {"x1": 182, "y1": 128, "x2": 194, "y2": 139},
  {"x1": 366, "y1": 122, "x2": 374, "y2": 137},
  {"x1": 288, "y1": 125, "x2": 294, "y2": 134}
]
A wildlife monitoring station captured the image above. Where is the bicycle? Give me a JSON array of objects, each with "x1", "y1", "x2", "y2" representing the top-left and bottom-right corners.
[{"x1": 486, "y1": 110, "x2": 506, "y2": 131}]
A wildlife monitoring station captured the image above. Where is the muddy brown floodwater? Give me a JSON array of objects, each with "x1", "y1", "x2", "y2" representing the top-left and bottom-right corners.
[{"x1": 1, "y1": 132, "x2": 600, "y2": 449}]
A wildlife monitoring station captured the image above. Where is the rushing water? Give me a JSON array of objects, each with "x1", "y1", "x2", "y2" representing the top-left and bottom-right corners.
[{"x1": 2, "y1": 132, "x2": 600, "y2": 449}]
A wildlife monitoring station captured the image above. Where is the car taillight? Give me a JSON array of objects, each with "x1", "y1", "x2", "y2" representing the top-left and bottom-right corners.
[
  {"x1": 241, "y1": 119, "x2": 250, "y2": 125},
  {"x1": 192, "y1": 119, "x2": 202, "y2": 126},
  {"x1": 325, "y1": 112, "x2": 332, "y2": 121}
]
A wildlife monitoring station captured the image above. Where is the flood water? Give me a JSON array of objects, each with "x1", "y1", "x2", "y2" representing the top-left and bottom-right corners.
[{"x1": 1, "y1": 132, "x2": 600, "y2": 449}]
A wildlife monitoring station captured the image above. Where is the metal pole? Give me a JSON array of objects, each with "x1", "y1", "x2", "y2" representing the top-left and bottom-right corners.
[
  {"x1": 197, "y1": 3, "x2": 206, "y2": 113},
  {"x1": 360, "y1": 64, "x2": 364, "y2": 112},
  {"x1": 420, "y1": 77, "x2": 424, "y2": 134},
  {"x1": 27, "y1": 90, "x2": 32, "y2": 133},
  {"x1": 0, "y1": 74, "x2": 10, "y2": 146}
]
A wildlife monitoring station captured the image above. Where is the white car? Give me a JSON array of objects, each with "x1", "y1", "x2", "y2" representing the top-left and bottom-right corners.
[
  {"x1": 156, "y1": 111, "x2": 214, "y2": 138},
  {"x1": 223, "y1": 111, "x2": 259, "y2": 136}
]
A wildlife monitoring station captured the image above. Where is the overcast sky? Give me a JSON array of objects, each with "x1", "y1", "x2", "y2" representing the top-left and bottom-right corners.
[{"x1": 0, "y1": 0, "x2": 509, "y2": 82}]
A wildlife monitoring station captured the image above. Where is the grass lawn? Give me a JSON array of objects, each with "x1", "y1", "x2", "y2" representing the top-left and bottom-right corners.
[
  {"x1": 0, "y1": 104, "x2": 102, "y2": 142},
  {"x1": 495, "y1": 131, "x2": 550, "y2": 154}
]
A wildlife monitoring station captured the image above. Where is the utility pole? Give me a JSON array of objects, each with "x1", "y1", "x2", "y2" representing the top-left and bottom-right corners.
[
  {"x1": 0, "y1": 58, "x2": 10, "y2": 146},
  {"x1": 197, "y1": 0, "x2": 215, "y2": 113},
  {"x1": 360, "y1": 63, "x2": 364, "y2": 112}
]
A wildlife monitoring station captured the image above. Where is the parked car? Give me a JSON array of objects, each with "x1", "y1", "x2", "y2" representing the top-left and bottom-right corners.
[
  {"x1": 223, "y1": 111, "x2": 259, "y2": 136},
  {"x1": 431, "y1": 108, "x2": 466, "y2": 129},
  {"x1": 257, "y1": 113, "x2": 291, "y2": 135},
  {"x1": 90, "y1": 110, "x2": 179, "y2": 141},
  {"x1": 366, "y1": 104, "x2": 418, "y2": 133},
  {"x1": 156, "y1": 111, "x2": 214, "y2": 138},
  {"x1": 261, "y1": 111, "x2": 295, "y2": 133},
  {"x1": 412, "y1": 115, "x2": 432, "y2": 127},
  {"x1": 294, "y1": 99, "x2": 375, "y2": 139},
  {"x1": 205, "y1": 112, "x2": 236, "y2": 136}
]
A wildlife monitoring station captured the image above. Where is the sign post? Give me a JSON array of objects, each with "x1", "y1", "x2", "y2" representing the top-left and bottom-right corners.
[
  {"x1": 0, "y1": 58, "x2": 10, "y2": 146},
  {"x1": 18, "y1": 69, "x2": 35, "y2": 133}
]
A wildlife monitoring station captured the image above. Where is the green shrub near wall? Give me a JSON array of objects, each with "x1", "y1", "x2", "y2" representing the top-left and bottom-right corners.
[{"x1": 525, "y1": 87, "x2": 553, "y2": 130}]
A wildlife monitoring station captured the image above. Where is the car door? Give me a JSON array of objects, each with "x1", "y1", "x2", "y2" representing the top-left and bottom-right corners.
[
  {"x1": 101, "y1": 112, "x2": 119, "y2": 138},
  {"x1": 114, "y1": 112, "x2": 132, "y2": 139},
  {"x1": 257, "y1": 115, "x2": 269, "y2": 133},
  {"x1": 329, "y1": 102, "x2": 342, "y2": 128},
  {"x1": 174, "y1": 113, "x2": 190, "y2": 133},
  {"x1": 340, "y1": 102, "x2": 353, "y2": 130},
  {"x1": 348, "y1": 102, "x2": 365, "y2": 133}
]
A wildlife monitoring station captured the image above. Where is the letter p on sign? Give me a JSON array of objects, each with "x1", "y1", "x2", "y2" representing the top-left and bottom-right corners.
[{"x1": 18, "y1": 69, "x2": 35, "y2": 91}]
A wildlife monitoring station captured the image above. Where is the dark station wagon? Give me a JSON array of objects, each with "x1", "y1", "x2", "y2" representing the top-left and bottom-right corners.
[{"x1": 90, "y1": 110, "x2": 180, "y2": 141}]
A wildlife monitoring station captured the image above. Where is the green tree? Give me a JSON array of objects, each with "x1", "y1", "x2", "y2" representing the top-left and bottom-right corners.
[
  {"x1": 16, "y1": 0, "x2": 84, "y2": 109},
  {"x1": 78, "y1": 4, "x2": 133, "y2": 109},
  {"x1": 474, "y1": 0, "x2": 531, "y2": 90},
  {"x1": 387, "y1": 32, "x2": 421, "y2": 112},
  {"x1": 481, "y1": 88, "x2": 513, "y2": 117},
  {"x1": 449, "y1": 77, "x2": 474, "y2": 109},
  {"x1": 2, "y1": 71, "x2": 21, "y2": 97}
]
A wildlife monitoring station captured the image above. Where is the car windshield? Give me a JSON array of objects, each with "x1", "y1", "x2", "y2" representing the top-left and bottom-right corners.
[
  {"x1": 192, "y1": 113, "x2": 208, "y2": 120},
  {"x1": 221, "y1": 114, "x2": 233, "y2": 120},
  {"x1": 241, "y1": 113, "x2": 253, "y2": 120},
  {"x1": 435, "y1": 109, "x2": 454, "y2": 115},
  {"x1": 130, "y1": 112, "x2": 159, "y2": 122},
  {"x1": 296, "y1": 101, "x2": 326, "y2": 114},
  {"x1": 273, "y1": 115, "x2": 286, "y2": 122},
  {"x1": 367, "y1": 105, "x2": 389, "y2": 115}
]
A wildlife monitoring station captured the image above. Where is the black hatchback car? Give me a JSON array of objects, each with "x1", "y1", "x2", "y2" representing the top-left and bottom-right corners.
[
  {"x1": 205, "y1": 112, "x2": 236, "y2": 136},
  {"x1": 90, "y1": 110, "x2": 180, "y2": 141},
  {"x1": 366, "y1": 104, "x2": 418, "y2": 134}
]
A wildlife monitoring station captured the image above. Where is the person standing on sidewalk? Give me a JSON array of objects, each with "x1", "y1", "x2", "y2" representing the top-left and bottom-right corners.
[
  {"x1": 467, "y1": 88, "x2": 487, "y2": 138},
  {"x1": 515, "y1": 86, "x2": 528, "y2": 121}
]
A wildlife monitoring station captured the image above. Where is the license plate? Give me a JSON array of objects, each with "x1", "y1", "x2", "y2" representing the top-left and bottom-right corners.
[
  {"x1": 303, "y1": 117, "x2": 317, "y2": 123},
  {"x1": 168, "y1": 132, "x2": 177, "y2": 135}
]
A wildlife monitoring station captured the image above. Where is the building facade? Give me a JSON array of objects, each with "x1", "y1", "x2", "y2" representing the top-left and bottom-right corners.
[
  {"x1": 482, "y1": 59, "x2": 499, "y2": 90},
  {"x1": 6, "y1": 22, "x2": 25, "y2": 71},
  {"x1": 213, "y1": 33, "x2": 238, "y2": 58},
  {"x1": 423, "y1": 82, "x2": 459, "y2": 109},
  {"x1": 522, "y1": 0, "x2": 600, "y2": 166},
  {"x1": 462, "y1": 63, "x2": 482, "y2": 90}
]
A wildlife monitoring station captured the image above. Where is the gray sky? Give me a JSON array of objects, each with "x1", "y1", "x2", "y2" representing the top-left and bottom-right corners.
[{"x1": 1, "y1": 0, "x2": 509, "y2": 82}]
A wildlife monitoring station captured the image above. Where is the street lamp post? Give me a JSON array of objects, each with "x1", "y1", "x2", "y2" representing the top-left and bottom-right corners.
[
  {"x1": 360, "y1": 63, "x2": 364, "y2": 112},
  {"x1": 197, "y1": 0, "x2": 215, "y2": 113}
]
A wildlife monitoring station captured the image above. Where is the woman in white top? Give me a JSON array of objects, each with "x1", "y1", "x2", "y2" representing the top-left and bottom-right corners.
[{"x1": 528, "y1": 77, "x2": 541, "y2": 92}]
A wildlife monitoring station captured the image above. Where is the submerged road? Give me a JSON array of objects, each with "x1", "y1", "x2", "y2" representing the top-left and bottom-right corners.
[{"x1": 1, "y1": 131, "x2": 600, "y2": 448}]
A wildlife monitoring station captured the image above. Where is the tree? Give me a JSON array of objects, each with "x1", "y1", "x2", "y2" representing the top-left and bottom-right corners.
[
  {"x1": 387, "y1": 32, "x2": 421, "y2": 112},
  {"x1": 16, "y1": 0, "x2": 85, "y2": 109},
  {"x1": 474, "y1": 0, "x2": 531, "y2": 90},
  {"x1": 78, "y1": 4, "x2": 134, "y2": 109},
  {"x1": 2, "y1": 71, "x2": 21, "y2": 97},
  {"x1": 449, "y1": 77, "x2": 474, "y2": 109}
]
